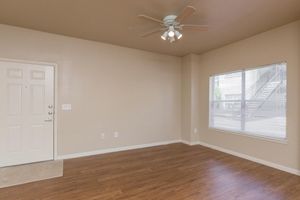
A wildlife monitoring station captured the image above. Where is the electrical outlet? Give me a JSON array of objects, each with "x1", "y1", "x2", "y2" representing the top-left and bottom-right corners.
[
  {"x1": 101, "y1": 133, "x2": 105, "y2": 139},
  {"x1": 194, "y1": 128, "x2": 198, "y2": 133},
  {"x1": 114, "y1": 131, "x2": 119, "y2": 138}
]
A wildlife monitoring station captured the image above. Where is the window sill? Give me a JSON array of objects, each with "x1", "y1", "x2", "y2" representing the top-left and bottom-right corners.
[{"x1": 208, "y1": 127, "x2": 288, "y2": 144}]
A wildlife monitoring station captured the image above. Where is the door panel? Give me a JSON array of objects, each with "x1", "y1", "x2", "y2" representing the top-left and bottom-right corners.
[
  {"x1": 7, "y1": 68, "x2": 23, "y2": 79},
  {"x1": 7, "y1": 84, "x2": 23, "y2": 116},
  {"x1": 30, "y1": 85, "x2": 45, "y2": 115},
  {"x1": 30, "y1": 125, "x2": 44, "y2": 150},
  {"x1": 7, "y1": 125, "x2": 22, "y2": 152},
  {"x1": 0, "y1": 61, "x2": 54, "y2": 167}
]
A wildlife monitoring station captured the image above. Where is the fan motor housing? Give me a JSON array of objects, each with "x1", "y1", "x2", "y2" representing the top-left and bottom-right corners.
[{"x1": 163, "y1": 15, "x2": 178, "y2": 26}]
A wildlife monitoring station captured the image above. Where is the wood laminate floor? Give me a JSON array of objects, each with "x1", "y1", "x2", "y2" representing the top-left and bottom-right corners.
[{"x1": 1, "y1": 143, "x2": 300, "y2": 200}]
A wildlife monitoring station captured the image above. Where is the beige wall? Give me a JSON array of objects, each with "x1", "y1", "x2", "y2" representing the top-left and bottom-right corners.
[
  {"x1": 0, "y1": 24, "x2": 182, "y2": 155},
  {"x1": 181, "y1": 55, "x2": 192, "y2": 142},
  {"x1": 181, "y1": 54, "x2": 201, "y2": 143},
  {"x1": 0, "y1": 19, "x2": 299, "y2": 171},
  {"x1": 184, "y1": 20, "x2": 300, "y2": 170}
]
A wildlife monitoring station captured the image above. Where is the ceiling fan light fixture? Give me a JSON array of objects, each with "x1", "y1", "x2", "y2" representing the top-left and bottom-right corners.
[
  {"x1": 169, "y1": 36, "x2": 175, "y2": 43},
  {"x1": 168, "y1": 26, "x2": 175, "y2": 37},
  {"x1": 175, "y1": 30, "x2": 183, "y2": 39},
  {"x1": 161, "y1": 31, "x2": 168, "y2": 40},
  {"x1": 161, "y1": 28, "x2": 182, "y2": 43},
  {"x1": 168, "y1": 30, "x2": 175, "y2": 37}
]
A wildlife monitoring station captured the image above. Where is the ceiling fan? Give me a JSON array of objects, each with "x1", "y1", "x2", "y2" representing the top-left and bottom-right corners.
[{"x1": 139, "y1": 5, "x2": 208, "y2": 43}]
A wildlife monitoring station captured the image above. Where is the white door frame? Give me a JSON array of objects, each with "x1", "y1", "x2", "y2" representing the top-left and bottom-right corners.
[{"x1": 0, "y1": 57, "x2": 59, "y2": 160}]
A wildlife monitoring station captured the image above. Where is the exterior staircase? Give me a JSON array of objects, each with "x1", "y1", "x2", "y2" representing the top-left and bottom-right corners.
[{"x1": 246, "y1": 67, "x2": 286, "y2": 120}]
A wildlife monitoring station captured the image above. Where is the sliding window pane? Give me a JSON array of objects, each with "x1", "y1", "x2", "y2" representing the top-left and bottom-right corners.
[
  {"x1": 212, "y1": 72, "x2": 242, "y2": 101},
  {"x1": 244, "y1": 63, "x2": 287, "y2": 138},
  {"x1": 210, "y1": 72, "x2": 242, "y2": 130},
  {"x1": 211, "y1": 101, "x2": 241, "y2": 130}
]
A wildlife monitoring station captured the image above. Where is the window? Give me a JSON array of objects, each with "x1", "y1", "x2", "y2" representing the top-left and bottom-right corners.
[{"x1": 209, "y1": 62, "x2": 287, "y2": 140}]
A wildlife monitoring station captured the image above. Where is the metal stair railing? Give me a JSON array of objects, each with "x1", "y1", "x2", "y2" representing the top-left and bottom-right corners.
[
  {"x1": 246, "y1": 69, "x2": 285, "y2": 120},
  {"x1": 246, "y1": 67, "x2": 277, "y2": 100}
]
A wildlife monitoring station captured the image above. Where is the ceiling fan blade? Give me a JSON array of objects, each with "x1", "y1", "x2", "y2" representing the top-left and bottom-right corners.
[
  {"x1": 176, "y1": 6, "x2": 196, "y2": 23},
  {"x1": 138, "y1": 15, "x2": 164, "y2": 24},
  {"x1": 141, "y1": 28, "x2": 166, "y2": 37},
  {"x1": 181, "y1": 24, "x2": 209, "y2": 31}
]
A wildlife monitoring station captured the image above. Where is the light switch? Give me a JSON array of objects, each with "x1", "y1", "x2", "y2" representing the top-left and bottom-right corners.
[{"x1": 61, "y1": 104, "x2": 72, "y2": 111}]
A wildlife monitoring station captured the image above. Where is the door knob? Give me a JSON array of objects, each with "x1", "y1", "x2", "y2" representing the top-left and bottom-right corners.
[
  {"x1": 48, "y1": 105, "x2": 53, "y2": 109},
  {"x1": 48, "y1": 111, "x2": 53, "y2": 115}
]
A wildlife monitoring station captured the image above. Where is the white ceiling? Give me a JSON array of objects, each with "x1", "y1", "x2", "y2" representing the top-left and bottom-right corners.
[{"x1": 0, "y1": 0, "x2": 299, "y2": 56}]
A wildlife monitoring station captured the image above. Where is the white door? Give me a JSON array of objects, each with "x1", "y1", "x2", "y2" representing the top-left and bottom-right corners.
[{"x1": 0, "y1": 60, "x2": 54, "y2": 167}]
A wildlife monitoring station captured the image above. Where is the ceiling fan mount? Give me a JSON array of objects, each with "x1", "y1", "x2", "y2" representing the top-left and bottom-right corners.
[
  {"x1": 162, "y1": 15, "x2": 179, "y2": 27},
  {"x1": 138, "y1": 6, "x2": 208, "y2": 43}
]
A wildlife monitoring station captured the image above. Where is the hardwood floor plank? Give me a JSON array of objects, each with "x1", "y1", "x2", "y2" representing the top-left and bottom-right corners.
[{"x1": 0, "y1": 143, "x2": 299, "y2": 200}]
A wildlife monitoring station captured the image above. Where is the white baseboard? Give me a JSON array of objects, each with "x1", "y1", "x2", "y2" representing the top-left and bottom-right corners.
[
  {"x1": 181, "y1": 140, "x2": 199, "y2": 146},
  {"x1": 196, "y1": 141, "x2": 300, "y2": 176},
  {"x1": 57, "y1": 140, "x2": 182, "y2": 160},
  {"x1": 180, "y1": 140, "x2": 190, "y2": 145}
]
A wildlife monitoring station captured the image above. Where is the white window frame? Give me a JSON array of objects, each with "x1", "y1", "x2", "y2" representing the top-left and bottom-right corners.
[{"x1": 209, "y1": 62, "x2": 287, "y2": 142}]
